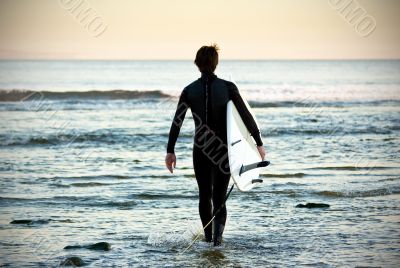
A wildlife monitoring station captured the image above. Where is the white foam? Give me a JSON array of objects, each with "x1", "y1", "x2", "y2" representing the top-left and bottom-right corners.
[{"x1": 147, "y1": 220, "x2": 203, "y2": 248}]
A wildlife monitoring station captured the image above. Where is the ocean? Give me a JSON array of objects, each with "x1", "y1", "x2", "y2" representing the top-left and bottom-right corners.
[{"x1": 0, "y1": 60, "x2": 399, "y2": 267}]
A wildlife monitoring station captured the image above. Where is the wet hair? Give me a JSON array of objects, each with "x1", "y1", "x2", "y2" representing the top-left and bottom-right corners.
[{"x1": 194, "y1": 44, "x2": 219, "y2": 74}]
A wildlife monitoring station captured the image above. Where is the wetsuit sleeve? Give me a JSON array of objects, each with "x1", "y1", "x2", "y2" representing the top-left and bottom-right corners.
[
  {"x1": 228, "y1": 82, "x2": 263, "y2": 146},
  {"x1": 167, "y1": 89, "x2": 189, "y2": 153}
]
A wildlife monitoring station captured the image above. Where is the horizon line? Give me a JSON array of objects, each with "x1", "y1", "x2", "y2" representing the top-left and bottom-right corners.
[{"x1": 1, "y1": 58, "x2": 399, "y2": 61}]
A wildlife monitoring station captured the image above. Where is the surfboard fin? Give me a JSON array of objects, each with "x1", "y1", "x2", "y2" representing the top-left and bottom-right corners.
[
  {"x1": 239, "y1": 160, "x2": 270, "y2": 176},
  {"x1": 231, "y1": 139, "x2": 241, "y2": 146}
]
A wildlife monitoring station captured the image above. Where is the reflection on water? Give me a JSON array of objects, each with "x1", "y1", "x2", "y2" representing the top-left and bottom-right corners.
[{"x1": 199, "y1": 249, "x2": 227, "y2": 267}]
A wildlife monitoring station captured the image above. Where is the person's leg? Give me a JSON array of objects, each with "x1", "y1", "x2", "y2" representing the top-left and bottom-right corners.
[
  {"x1": 211, "y1": 162, "x2": 231, "y2": 246},
  {"x1": 193, "y1": 147, "x2": 213, "y2": 242}
]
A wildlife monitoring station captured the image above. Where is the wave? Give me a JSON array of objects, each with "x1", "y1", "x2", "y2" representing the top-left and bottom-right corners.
[
  {"x1": 249, "y1": 101, "x2": 300, "y2": 108},
  {"x1": 248, "y1": 100, "x2": 400, "y2": 108},
  {"x1": 270, "y1": 182, "x2": 308, "y2": 187},
  {"x1": 315, "y1": 186, "x2": 400, "y2": 198},
  {"x1": 131, "y1": 193, "x2": 197, "y2": 200},
  {"x1": 0, "y1": 196, "x2": 32, "y2": 202},
  {"x1": 0, "y1": 131, "x2": 168, "y2": 146},
  {"x1": 378, "y1": 177, "x2": 400, "y2": 182},
  {"x1": 50, "y1": 182, "x2": 112, "y2": 188},
  {"x1": 306, "y1": 166, "x2": 397, "y2": 171},
  {"x1": 0, "y1": 89, "x2": 171, "y2": 102},
  {"x1": 0, "y1": 195, "x2": 138, "y2": 209},
  {"x1": 264, "y1": 126, "x2": 393, "y2": 136},
  {"x1": 37, "y1": 174, "x2": 132, "y2": 181},
  {"x1": 255, "y1": 189, "x2": 300, "y2": 197},
  {"x1": 254, "y1": 185, "x2": 400, "y2": 198},
  {"x1": 261, "y1": 173, "x2": 306, "y2": 178},
  {"x1": 70, "y1": 182, "x2": 111, "y2": 187},
  {"x1": 0, "y1": 131, "x2": 191, "y2": 146}
]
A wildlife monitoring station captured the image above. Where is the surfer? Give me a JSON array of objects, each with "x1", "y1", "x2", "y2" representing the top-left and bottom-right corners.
[{"x1": 165, "y1": 44, "x2": 266, "y2": 246}]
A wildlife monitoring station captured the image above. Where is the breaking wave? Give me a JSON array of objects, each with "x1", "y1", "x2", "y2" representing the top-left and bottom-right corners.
[{"x1": 0, "y1": 89, "x2": 171, "y2": 102}]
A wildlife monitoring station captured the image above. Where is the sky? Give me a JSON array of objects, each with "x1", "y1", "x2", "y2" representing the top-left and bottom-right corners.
[{"x1": 0, "y1": 0, "x2": 399, "y2": 60}]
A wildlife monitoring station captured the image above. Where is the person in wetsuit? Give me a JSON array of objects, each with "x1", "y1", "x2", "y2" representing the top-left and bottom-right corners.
[{"x1": 165, "y1": 44, "x2": 266, "y2": 246}]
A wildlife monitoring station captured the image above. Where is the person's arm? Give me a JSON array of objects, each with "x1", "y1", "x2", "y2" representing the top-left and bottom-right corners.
[
  {"x1": 166, "y1": 90, "x2": 189, "y2": 172},
  {"x1": 228, "y1": 82, "x2": 263, "y2": 147},
  {"x1": 167, "y1": 89, "x2": 189, "y2": 153}
]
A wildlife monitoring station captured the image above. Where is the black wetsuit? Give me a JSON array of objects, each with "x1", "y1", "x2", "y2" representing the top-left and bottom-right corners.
[{"x1": 167, "y1": 73, "x2": 263, "y2": 244}]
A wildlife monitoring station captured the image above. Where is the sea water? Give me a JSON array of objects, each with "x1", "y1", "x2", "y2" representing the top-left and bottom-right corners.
[{"x1": 0, "y1": 60, "x2": 399, "y2": 267}]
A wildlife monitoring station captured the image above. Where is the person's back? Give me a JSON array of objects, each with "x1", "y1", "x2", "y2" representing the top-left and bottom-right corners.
[
  {"x1": 183, "y1": 75, "x2": 230, "y2": 139},
  {"x1": 165, "y1": 44, "x2": 266, "y2": 246}
]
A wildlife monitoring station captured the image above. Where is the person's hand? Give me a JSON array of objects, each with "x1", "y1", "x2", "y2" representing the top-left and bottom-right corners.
[
  {"x1": 165, "y1": 153, "x2": 176, "y2": 173},
  {"x1": 257, "y1": 146, "x2": 266, "y2": 160}
]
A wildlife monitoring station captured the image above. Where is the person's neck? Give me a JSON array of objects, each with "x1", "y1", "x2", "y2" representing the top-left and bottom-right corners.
[{"x1": 201, "y1": 72, "x2": 216, "y2": 79}]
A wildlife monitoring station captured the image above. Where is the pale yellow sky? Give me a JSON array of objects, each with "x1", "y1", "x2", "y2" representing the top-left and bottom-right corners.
[{"x1": 0, "y1": 0, "x2": 399, "y2": 59}]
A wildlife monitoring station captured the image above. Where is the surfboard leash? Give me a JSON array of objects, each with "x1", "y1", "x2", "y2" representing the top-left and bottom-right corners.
[{"x1": 179, "y1": 183, "x2": 235, "y2": 254}]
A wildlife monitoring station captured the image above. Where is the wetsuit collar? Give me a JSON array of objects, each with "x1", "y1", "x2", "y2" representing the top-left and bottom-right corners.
[{"x1": 200, "y1": 72, "x2": 217, "y2": 81}]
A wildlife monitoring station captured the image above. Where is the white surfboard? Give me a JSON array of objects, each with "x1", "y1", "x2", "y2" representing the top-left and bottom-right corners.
[{"x1": 227, "y1": 100, "x2": 269, "y2": 191}]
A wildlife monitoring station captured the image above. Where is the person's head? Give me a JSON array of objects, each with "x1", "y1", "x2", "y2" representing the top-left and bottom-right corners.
[{"x1": 194, "y1": 44, "x2": 219, "y2": 74}]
